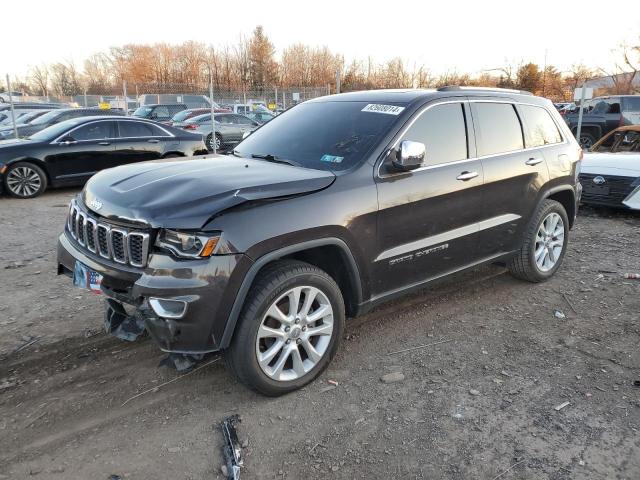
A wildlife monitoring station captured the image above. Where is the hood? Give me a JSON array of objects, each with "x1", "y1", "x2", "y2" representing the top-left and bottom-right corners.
[
  {"x1": 82, "y1": 155, "x2": 336, "y2": 229},
  {"x1": 582, "y1": 152, "x2": 640, "y2": 177}
]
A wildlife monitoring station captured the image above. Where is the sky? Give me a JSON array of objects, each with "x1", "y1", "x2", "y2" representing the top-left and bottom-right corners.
[{"x1": 2, "y1": 0, "x2": 639, "y2": 79}]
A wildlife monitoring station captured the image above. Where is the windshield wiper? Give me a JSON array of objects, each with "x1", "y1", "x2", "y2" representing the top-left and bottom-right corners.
[{"x1": 250, "y1": 153, "x2": 301, "y2": 167}]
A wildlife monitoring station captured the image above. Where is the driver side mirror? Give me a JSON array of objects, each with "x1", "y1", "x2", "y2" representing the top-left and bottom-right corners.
[{"x1": 392, "y1": 140, "x2": 426, "y2": 171}]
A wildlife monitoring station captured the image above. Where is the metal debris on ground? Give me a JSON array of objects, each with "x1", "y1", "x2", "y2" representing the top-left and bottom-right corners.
[
  {"x1": 553, "y1": 309, "x2": 566, "y2": 319},
  {"x1": 220, "y1": 414, "x2": 243, "y2": 480},
  {"x1": 554, "y1": 401, "x2": 571, "y2": 411},
  {"x1": 159, "y1": 353, "x2": 204, "y2": 372}
]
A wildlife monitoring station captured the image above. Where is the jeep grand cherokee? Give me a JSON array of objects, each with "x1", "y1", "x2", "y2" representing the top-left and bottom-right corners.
[{"x1": 57, "y1": 87, "x2": 582, "y2": 396}]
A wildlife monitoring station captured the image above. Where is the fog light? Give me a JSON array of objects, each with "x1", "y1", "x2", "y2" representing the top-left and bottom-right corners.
[{"x1": 149, "y1": 297, "x2": 187, "y2": 319}]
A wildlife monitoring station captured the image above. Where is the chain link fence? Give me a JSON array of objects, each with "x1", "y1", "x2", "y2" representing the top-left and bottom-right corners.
[{"x1": 0, "y1": 82, "x2": 331, "y2": 138}]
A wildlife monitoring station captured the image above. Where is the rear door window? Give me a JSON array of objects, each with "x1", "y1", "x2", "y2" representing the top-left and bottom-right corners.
[
  {"x1": 119, "y1": 121, "x2": 158, "y2": 138},
  {"x1": 471, "y1": 103, "x2": 524, "y2": 156},
  {"x1": 400, "y1": 102, "x2": 468, "y2": 166},
  {"x1": 519, "y1": 105, "x2": 563, "y2": 147},
  {"x1": 622, "y1": 97, "x2": 640, "y2": 112}
]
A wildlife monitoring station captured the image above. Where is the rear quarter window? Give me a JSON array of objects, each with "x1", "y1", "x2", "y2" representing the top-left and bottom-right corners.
[
  {"x1": 622, "y1": 97, "x2": 640, "y2": 112},
  {"x1": 471, "y1": 103, "x2": 524, "y2": 156},
  {"x1": 519, "y1": 105, "x2": 563, "y2": 147}
]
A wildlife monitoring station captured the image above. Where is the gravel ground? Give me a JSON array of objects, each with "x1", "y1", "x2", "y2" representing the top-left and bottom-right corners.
[{"x1": 0, "y1": 189, "x2": 639, "y2": 480}]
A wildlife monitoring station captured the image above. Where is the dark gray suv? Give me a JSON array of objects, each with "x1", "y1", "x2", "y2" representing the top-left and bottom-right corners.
[{"x1": 57, "y1": 87, "x2": 582, "y2": 395}]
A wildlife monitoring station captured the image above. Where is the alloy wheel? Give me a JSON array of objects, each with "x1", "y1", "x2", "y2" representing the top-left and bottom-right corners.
[
  {"x1": 255, "y1": 286, "x2": 334, "y2": 382},
  {"x1": 534, "y1": 212, "x2": 565, "y2": 272},
  {"x1": 6, "y1": 166, "x2": 42, "y2": 197}
]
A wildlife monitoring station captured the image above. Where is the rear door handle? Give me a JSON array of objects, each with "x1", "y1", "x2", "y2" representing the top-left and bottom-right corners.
[
  {"x1": 456, "y1": 171, "x2": 479, "y2": 181},
  {"x1": 147, "y1": 139, "x2": 160, "y2": 143},
  {"x1": 98, "y1": 141, "x2": 111, "y2": 146},
  {"x1": 525, "y1": 157, "x2": 543, "y2": 166}
]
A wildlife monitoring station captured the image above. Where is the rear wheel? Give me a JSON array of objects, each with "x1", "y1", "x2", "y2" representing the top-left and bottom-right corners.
[
  {"x1": 578, "y1": 132, "x2": 596, "y2": 149},
  {"x1": 508, "y1": 199, "x2": 569, "y2": 282},
  {"x1": 225, "y1": 260, "x2": 345, "y2": 396},
  {"x1": 4, "y1": 161, "x2": 48, "y2": 199}
]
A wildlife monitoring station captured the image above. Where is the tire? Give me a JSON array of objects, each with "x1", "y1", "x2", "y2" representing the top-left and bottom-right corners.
[
  {"x1": 225, "y1": 260, "x2": 345, "y2": 396},
  {"x1": 508, "y1": 199, "x2": 569, "y2": 283},
  {"x1": 206, "y1": 133, "x2": 222, "y2": 152},
  {"x1": 3, "y1": 161, "x2": 48, "y2": 199},
  {"x1": 578, "y1": 132, "x2": 596, "y2": 149}
]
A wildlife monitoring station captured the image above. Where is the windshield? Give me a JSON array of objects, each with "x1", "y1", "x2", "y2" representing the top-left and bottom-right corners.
[
  {"x1": 234, "y1": 101, "x2": 402, "y2": 171},
  {"x1": 28, "y1": 118, "x2": 85, "y2": 141},
  {"x1": 133, "y1": 106, "x2": 154, "y2": 117},
  {"x1": 30, "y1": 110, "x2": 64, "y2": 125}
]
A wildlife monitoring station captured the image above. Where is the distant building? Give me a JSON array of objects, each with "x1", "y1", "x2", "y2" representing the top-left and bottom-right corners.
[{"x1": 585, "y1": 71, "x2": 640, "y2": 91}]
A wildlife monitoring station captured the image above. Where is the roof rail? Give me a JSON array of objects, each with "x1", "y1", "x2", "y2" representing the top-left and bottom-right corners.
[{"x1": 437, "y1": 85, "x2": 533, "y2": 96}]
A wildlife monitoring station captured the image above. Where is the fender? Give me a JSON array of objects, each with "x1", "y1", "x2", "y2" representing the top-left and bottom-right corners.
[
  {"x1": 219, "y1": 237, "x2": 363, "y2": 348},
  {"x1": 538, "y1": 184, "x2": 578, "y2": 226}
]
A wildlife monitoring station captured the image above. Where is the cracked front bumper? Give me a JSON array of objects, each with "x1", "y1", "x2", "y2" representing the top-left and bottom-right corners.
[{"x1": 57, "y1": 232, "x2": 250, "y2": 353}]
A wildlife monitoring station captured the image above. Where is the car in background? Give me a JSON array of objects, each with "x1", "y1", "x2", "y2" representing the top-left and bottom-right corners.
[
  {"x1": 0, "y1": 108, "x2": 121, "y2": 139},
  {"x1": 169, "y1": 107, "x2": 231, "y2": 127},
  {"x1": 0, "y1": 116, "x2": 207, "y2": 198},
  {"x1": 0, "y1": 91, "x2": 25, "y2": 102},
  {"x1": 181, "y1": 112, "x2": 259, "y2": 151},
  {"x1": 245, "y1": 110, "x2": 275, "y2": 125},
  {"x1": 0, "y1": 102, "x2": 65, "y2": 125},
  {"x1": 580, "y1": 125, "x2": 640, "y2": 209},
  {"x1": 564, "y1": 95, "x2": 640, "y2": 148},
  {"x1": 0, "y1": 109, "x2": 51, "y2": 127},
  {"x1": 132, "y1": 104, "x2": 187, "y2": 124},
  {"x1": 138, "y1": 94, "x2": 218, "y2": 109}
]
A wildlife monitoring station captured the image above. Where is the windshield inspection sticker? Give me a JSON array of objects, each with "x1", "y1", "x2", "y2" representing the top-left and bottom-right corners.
[
  {"x1": 320, "y1": 154, "x2": 344, "y2": 163},
  {"x1": 361, "y1": 104, "x2": 405, "y2": 115}
]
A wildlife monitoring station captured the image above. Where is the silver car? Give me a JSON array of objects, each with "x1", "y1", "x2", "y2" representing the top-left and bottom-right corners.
[{"x1": 181, "y1": 113, "x2": 259, "y2": 151}]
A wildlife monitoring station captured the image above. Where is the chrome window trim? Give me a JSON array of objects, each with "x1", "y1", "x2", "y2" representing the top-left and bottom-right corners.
[
  {"x1": 51, "y1": 119, "x2": 118, "y2": 144},
  {"x1": 376, "y1": 98, "x2": 569, "y2": 179},
  {"x1": 51, "y1": 118, "x2": 174, "y2": 144}
]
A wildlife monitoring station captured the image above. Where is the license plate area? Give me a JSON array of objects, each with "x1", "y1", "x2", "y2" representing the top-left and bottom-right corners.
[
  {"x1": 583, "y1": 184, "x2": 610, "y2": 196},
  {"x1": 73, "y1": 261, "x2": 103, "y2": 294}
]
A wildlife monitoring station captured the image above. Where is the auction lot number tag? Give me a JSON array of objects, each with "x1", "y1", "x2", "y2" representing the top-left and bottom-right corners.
[{"x1": 361, "y1": 104, "x2": 405, "y2": 115}]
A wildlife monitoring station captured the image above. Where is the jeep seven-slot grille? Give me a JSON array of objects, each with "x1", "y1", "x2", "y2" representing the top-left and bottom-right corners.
[{"x1": 67, "y1": 201, "x2": 150, "y2": 268}]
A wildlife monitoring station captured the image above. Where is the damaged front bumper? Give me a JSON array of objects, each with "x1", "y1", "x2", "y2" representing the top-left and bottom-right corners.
[{"x1": 57, "y1": 231, "x2": 250, "y2": 354}]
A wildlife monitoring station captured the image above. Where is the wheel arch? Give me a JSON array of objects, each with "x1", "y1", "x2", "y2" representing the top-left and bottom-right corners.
[
  {"x1": 541, "y1": 186, "x2": 576, "y2": 228},
  {"x1": 219, "y1": 238, "x2": 363, "y2": 349}
]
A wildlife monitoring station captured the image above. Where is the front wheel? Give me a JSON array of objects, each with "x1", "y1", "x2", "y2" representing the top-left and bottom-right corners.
[
  {"x1": 225, "y1": 260, "x2": 345, "y2": 396},
  {"x1": 508, "y1": 199, "x2": 569, "y2": 282},
  {"x1": 206, "y1": 133, "x2": 222, "y2": 151},
  {"x1": 3, "y1": 161, "x2": 48, "y2": 198}
]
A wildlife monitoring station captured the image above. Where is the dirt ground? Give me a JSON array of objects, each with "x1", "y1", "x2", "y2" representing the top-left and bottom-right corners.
[{"x1": 1, "y1": 189, "x2": 639, "y2": 480}]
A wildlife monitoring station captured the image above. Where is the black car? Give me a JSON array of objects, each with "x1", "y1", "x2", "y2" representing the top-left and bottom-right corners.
[
  {"x1": 1, "y1": 108, "x2": 122, "y2": 139},
  {"x1": 132, "y1": 104, "x2": 187, "y2": 123},
  {"x1": 0, "y1": 116, "x2": 207, "y2": 198},
  {"x1": 57, "y1": 87, "x2": 582, "y2": 395},
  {"x1": 564, "y1": 95, "x2": 640, "y2": 148}
]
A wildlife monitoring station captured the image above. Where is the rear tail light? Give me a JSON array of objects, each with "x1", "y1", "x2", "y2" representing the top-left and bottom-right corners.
[{"x1": 183, "y1": 124, "x2": 198, "y2": 130}]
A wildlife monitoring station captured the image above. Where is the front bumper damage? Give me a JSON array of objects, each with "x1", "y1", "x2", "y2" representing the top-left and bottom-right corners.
[{"x1": 57, "y1": 231, "x2": 250, "y2": 354}]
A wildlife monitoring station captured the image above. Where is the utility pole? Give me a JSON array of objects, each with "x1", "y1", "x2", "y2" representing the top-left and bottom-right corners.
[
  {"x1": 122, "y1": 80, "x2": 128, "y2": 116},
  {"x1": 6, "y1": 74, "x2": 18, "y2": 139},
  {"x1": 576, "y1": 84, "x2": 587, "y2": 147},
  {"x1": 209, "y1": 67, "x2": 216, "y2": 155},
  {"x1": 335, "y1": 69, "x2": 341, "y2": 94}
]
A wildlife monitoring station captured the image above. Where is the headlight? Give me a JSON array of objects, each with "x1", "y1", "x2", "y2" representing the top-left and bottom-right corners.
[{"x1": 155, "y1": 229, "x2": 220, "y2": 258}]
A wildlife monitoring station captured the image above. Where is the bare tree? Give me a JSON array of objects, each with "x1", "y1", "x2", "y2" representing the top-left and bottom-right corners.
[{"x1": 30, "y1": 65, "x2": 50, "y2": 96}]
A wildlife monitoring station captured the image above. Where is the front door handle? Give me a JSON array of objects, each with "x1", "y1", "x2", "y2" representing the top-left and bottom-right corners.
[
  {"x1": 456, "y1": 171, "x2": 479, "y2": 181},
  {"x1": 98, "y1": 141, "x2": 111, "y2": 146},
  {"x1": 147, "y1": 139, "x2": 160, "y2": 144},
  {"x1": 525, "y1": 157, "x2": 543, "y2": 166}
]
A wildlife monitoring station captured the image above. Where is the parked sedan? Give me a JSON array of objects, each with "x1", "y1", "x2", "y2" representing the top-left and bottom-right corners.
[
  {"x1": 245, "y1": 110, "x2": 275, "y2": 125},
  {"x1": 169, "y1": 107, "x2": 231, "y2": 127},
  {"x1": 0, "y1": 116, "x2": 207, "y2": 198},
  {"x1": 181, "y1": 113, "x2": 259, "y2": 151},
  {"x1": 0, "y1": 108, "x2": 121, "y2": 139},
  {"x1": 579, "y1": 125, "x2": 640, "y2": 210}
]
